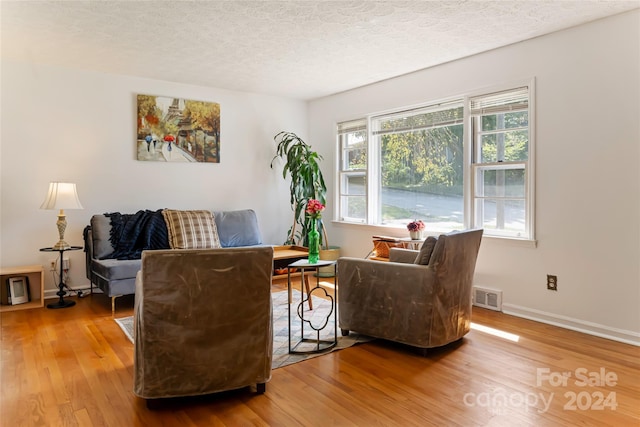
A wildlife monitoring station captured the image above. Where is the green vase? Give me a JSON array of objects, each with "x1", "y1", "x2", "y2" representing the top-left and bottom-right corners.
[{"x1": 308, "y1": 218, "x2": 320, "y2": 264}]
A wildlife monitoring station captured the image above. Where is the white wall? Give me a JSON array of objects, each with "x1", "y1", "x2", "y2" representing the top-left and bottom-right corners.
[
  {"x1": 1, "y1": 61, "x2": 306, "y2": 294},
  {"x1": 309, "y1": 11, "x2": 640, "y2": 344}
]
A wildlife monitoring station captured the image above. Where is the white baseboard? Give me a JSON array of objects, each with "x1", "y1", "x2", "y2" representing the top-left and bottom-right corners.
[{"x1": 501, "y1": 303, "x2": 640, "y2": 347}]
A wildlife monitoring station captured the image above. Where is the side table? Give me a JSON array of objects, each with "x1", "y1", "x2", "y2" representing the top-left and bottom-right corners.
[
  {"x1": 287, "y1": 259, "x2": 337, "y2": 354},
  {"x1": 39, "y1": 246, "x2": 82, "y2": 309}
]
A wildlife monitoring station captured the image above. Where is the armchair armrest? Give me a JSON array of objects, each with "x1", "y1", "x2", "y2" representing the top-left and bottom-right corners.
[
  {"x1": 338, "y1": 257, "x2": 434, "y2": 296},
  {"x1": 389, "y1": 248, "x2": 418, "y2": 264}
]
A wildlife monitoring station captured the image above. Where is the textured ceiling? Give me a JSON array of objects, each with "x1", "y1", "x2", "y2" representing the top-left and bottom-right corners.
[{"x1": 1, "y1": 1, "x2": 638, "y2": 100}]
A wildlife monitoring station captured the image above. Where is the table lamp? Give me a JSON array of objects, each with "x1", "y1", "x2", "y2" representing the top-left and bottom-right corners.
[{"x1": 40, "y1": 182, "x2": 84, "y2": 250}]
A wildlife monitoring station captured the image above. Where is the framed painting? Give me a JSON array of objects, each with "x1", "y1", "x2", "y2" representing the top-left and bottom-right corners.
[{"x1": 137, "y1": 94, "x2": 220, "y2": 163}]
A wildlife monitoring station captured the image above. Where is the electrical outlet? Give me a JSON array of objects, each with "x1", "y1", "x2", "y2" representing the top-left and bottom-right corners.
[
  {"x1": 547, "y1": 274, "x2": 558, "y2": 291},
  {"x1": 62, "y1": 258, "x2": 70, "y2": 270},
  {"x1": 50, "y1": 260, "x2": 57, "y2": 271}
]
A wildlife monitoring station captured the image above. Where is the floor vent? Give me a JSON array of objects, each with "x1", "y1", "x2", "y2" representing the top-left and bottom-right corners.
[{"x1": 473, "y1": 287, "x2": 502, "y2": 311}]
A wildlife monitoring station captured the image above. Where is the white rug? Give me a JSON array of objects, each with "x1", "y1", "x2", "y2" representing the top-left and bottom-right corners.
[{"x1": 114, "y1": 290, "x2": 371, "y2": 369}]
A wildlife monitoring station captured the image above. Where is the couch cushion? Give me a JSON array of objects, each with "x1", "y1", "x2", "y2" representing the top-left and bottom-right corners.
[
  {"x1": 162, "y1": 209, "x2": 221, "y2": 249},
  {"x1": 92, "y1": 258, "x2": 142, "y2": 281},
  {"x1": 90, "y1": 215, "x2": 115, "y2": 259},
  {"x1": 414, "y1": 236, "x2": 438, "y2": 265},
  {"x1": 213, "y1": 209, "x2": 262, "y2": 247}
]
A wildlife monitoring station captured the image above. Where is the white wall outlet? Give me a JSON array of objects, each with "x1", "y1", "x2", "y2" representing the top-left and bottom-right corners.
[
  {"x1": 62, "y1": 258, "x2": 70, "y2": 270},
  {"x1": 50, "y1": 260, "x2": 57, "y2": 271}
]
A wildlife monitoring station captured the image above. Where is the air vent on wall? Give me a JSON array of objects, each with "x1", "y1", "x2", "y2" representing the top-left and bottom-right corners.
[{"x1": 473, "y1": 286, "x2": 502, "y2": 311}]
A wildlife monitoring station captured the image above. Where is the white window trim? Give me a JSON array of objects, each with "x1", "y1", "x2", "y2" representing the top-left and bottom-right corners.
[
  {"x1": 466, "y1": 78, "x2": 536, "y2": 242},
  {"x1": 334, "y1": 78, "x2": 537, "y2": 244}
]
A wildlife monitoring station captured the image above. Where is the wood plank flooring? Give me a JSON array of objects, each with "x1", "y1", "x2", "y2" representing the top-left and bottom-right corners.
[{"x1": 1, "y1": 284, "x2": 639, "y2": 427}]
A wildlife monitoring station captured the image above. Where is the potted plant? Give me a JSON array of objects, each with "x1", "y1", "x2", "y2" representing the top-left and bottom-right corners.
[
  {"x1": 407, "y1": 220, "x2": 426, "y2": 240},
  {"x1": 271, "y1": 131, "x2": 327, "y2": 247}
]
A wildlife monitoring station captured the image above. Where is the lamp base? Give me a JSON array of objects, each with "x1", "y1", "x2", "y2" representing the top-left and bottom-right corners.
[
  {"x1": 47, "y1": 299, "x2": 76, "y2": 309},
  {"x1": 48, "y1": 278, "x2": 75, "y2": 309},
  {"x1": 52, "y1": 240, "x2": 71, "y2": 250}
]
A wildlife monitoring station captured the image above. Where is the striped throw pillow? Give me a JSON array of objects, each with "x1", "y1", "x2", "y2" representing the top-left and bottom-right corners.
[{"x1": 162, "y1": 209, "x2": 221, "y2": 249}]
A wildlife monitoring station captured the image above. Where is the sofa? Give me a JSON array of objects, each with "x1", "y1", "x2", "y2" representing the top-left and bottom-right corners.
[
  {"x1": 133, "y1": 246, "x2": 274, "y2": 402},
  {"x1": 84, "y1": 208, "x2": 263, "y2": 314},
  {"x1": 338, "y1": 229, "x2": 483, "y2": 351}
]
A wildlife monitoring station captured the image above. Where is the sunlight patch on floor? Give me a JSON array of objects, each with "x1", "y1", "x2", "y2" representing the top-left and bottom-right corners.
[{"x1": 471, "y1": 322, "x2": 520, "y2": 342}]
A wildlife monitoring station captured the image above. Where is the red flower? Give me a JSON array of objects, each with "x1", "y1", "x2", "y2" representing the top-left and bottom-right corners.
[{"x1": 305, "y1": 199, "x2": 325, "y2": 218}]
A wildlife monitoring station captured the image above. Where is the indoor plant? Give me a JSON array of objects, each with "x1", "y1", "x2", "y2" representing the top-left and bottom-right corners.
[
  {"x1": 407, "y1": 219, "x2": 426, "y2": 240},
  {"x1": 271, "y1": 131, "x2": 327, "y2": 247}
]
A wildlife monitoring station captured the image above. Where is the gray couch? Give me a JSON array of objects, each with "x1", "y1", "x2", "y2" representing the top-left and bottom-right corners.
[{"x1": 84, "y1": 209, "x2": 263, "y2": 314}]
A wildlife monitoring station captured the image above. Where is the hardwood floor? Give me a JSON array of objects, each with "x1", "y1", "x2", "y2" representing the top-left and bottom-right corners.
[{"x1": 1, "y1": 285, "x2": 639, "y2": 427}]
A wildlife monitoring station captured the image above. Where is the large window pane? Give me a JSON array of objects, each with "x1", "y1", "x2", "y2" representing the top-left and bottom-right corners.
[{"x1": 379, "y1": 120, "x2": 464, "y2": 230}]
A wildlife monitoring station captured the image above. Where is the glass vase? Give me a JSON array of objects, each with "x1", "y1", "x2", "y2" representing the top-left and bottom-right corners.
[{"x1": 308, "y1": 218, "x2": 320, "y2": 264}]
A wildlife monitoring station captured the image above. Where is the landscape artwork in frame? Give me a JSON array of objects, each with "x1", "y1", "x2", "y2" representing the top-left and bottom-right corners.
[{"x1": 137, "y1": 94, "x2": 220, "y2": 162}]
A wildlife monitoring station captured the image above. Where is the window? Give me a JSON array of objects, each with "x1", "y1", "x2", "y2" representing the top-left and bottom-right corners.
[
  {"x1": 371, "y1": 102, "x2": 465, "y2": 229},
  {"x1": 337, "y1": 84, "x2": 534, "y2": 241},
  {"x1": 470, "y1": 87, "x2": 531, "y2": 238},
  {"x1": 337, "y1": 119, "x2": 367, "y2": 222}
]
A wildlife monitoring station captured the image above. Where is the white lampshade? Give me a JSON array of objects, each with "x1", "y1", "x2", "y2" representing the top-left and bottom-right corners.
[
  {"x1": 41, "y1": 182, "x2": 83, "y2": 251},
  {"x1": 40, "y1": 182, "x2": 84, "y2": 210}
]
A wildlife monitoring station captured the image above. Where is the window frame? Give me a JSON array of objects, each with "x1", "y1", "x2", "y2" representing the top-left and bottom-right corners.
[
  {"x1": 370, "y1": 100, "x2": 465, "y2": 229},
  {"x1": 337, "y1": 119, "x2": 368, "y2": 223},
  {"x1": 468, "y1": 82, "x2": 535, "y2": 241},
  {"x1": 335, "y1": 79, "x2": 536, "y2": 243}
]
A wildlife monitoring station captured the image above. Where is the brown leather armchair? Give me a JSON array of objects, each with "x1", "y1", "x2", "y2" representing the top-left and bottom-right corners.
[
  {"x1": 338, "y1": 229, "x2": 483, "y2": 350},
  {"x1": 133, "y1": 246, "x2": 274, "y2": 402}
]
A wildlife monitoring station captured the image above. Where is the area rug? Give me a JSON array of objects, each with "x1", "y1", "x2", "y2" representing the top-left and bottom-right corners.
[{"x1": 114, "y1": 289, "x2": 371, "y2": 369}]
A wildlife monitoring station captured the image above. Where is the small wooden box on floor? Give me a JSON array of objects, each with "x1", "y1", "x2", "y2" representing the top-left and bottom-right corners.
[{"x1": 0, "y1": 265, "x2": 44, "y2": 312}]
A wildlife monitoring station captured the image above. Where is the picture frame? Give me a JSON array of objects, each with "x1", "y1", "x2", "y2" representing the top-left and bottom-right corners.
[
  {"x1": 8, "y1": 276, "x2": 29, "y2": 305},
  {"x1": 136, "y1": 94, "x2": 221, "y2": 163}
]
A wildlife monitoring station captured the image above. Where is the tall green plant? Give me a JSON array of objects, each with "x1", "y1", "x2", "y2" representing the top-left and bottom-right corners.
[{"x1": 270, "y1": 131, "x2": 326, "y2": 246}]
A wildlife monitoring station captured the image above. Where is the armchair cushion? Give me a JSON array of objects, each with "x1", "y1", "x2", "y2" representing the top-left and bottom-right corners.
[
  {"x1": 413, "y1": 236, "x2": 438, "y2": 265},
  {"x1": 388, "y1": 248, "x2": 420, "y2": 264},
  {"x1": 162, "y1": 209, "x2": 221, "y2": 249}
]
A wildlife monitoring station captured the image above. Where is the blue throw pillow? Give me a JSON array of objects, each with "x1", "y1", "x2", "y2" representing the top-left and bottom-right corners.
[{"x1": 213, "y1": 209, "x2": 263, "y2": 247}]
